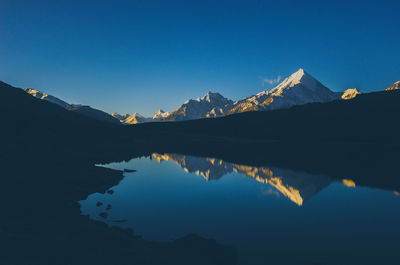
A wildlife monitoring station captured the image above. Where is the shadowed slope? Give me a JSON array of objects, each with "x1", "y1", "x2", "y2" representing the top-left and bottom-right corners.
[
  {"x1": 1, "y1": 81, "x2": 121, "y2": 147},
  {"x1": 24, "y1": 87, "x2": 120, "y2": 124}
]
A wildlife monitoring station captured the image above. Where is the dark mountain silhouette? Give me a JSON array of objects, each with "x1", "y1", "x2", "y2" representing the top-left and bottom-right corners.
[
  {"x1": 0, "y1": 81, "x2": 129, "y2": 152},
  {"x1": 24, "y1": 87, "x2": 120, "y2": 124},
  {"x1": 65, "y1": 104, "x2": 120, "y2": 124}
]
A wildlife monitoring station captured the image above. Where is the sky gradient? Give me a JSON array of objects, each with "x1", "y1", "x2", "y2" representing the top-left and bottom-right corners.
[{"x1": 1, "y1": 0, "x2": 399, "y2": 116}]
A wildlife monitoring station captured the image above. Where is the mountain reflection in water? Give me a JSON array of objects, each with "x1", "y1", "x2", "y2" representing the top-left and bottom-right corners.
[{"x1": 152, "y1": 153, "x2": 333, "y2": 206}]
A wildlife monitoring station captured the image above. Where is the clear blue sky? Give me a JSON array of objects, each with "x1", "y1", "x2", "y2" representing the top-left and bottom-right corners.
[{"x1": 1, "y1": 0, "x2": 399, "y2": 116}]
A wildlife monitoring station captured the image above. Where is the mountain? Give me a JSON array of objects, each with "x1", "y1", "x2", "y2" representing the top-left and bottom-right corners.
[
  {"x1": 24, "y1": 88, "x2": 120, "y2": 124},
  {"x1": 224, "y1": 68, "x2": 339, "y2": 116},
  {"x1": 341, "y1": 88, "x2": 361, "y2": 100},
  {"x1": 159, "y1": 92, "x2": 233, "y2": 121},
  {"x1": 153, "y1": 109, "x2": 170, "y2": 120},
  {"x1": 136, "y1": 68, "x2": 340, "y2": 123},
  {"x1": 112, "y1": 112, "x2": 152, "y2": 124},
  {"x1": 122, "y1": 113, "x2": 152, "y2": 124},
  {"x1": 385, "y1": 81, "x2": 400, "y2": 91}
]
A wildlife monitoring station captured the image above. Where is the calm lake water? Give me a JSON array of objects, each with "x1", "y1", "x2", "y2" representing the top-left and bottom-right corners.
[{"x1": 80, "y1": 153, "x2": 400, "y2": 265}]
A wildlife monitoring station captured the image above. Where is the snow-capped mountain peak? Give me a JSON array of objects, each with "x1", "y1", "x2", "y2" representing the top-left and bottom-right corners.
[
  {"x1": 157, "y1": 91, "x2": 233, "y2": 121},
  {"x1": 273, "y1": 68, "x2": 306, "y2": 90},
  {"x1": 268, "y1": 68, "x2": 328, "y2": 95},
  {"x1": 225, "y1": 68, "x2": 339, "y2": 115},
  {"x1": 121, "y1": 112, "x2": 152, "y2": 124},
  {"x1": 385, "y1": 81, "x2": 400, "y2": 91},
  {"x1": 341, "y1": 88, "x2": 361, "y2": 100},
  {"x1": 153, "y1": 109, "x2": 170, "y2": 120},
  {"x1": 200, "y1": 91, "x2": 226, "y2": 103}
]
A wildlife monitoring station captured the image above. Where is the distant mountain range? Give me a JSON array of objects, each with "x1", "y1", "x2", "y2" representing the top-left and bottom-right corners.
[
  {"x1": 21, "y1": 69, "x2": 399, "y2": 125},
  {"x1": 116, "y1": 68, "x2": 396, "y2": 123}
]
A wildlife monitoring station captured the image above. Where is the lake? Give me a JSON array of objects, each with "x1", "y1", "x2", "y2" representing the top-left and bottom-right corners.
[{"x1": 80, "y1": 153, "x2": 400, "y2": 265}]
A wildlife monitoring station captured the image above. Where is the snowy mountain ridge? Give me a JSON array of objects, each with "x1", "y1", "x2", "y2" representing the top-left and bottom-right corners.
[
  {"x1": 24, "y1": 88, "x2": 70, "y2": 108},
  {"x1": 23, "y1": 70, "x2": 399, "y2": 125},
  {"x1": 108, "y1": 71, "x2": 400, "y2": 123}
]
